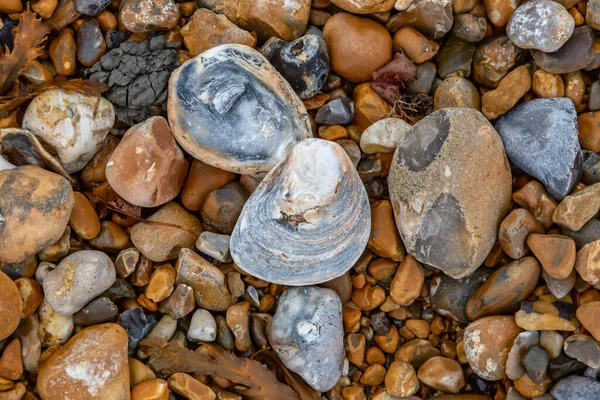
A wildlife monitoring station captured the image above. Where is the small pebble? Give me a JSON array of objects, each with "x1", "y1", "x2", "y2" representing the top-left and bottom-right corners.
[
  {"x1": 315, "y1": 98, "x2": 355, "y2": 126},
  {"x1": 187, "y1": 309, "x2": 217, "y2": 342},
  {"x1": 360, "y1": 118, "x2": 410, "y2": 154}
]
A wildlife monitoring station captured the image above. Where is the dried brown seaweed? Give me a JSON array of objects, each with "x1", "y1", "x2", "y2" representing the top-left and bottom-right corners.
[
  {"x1": 0, "y1": 9, "x2": 50, "y2": 95},
  {"x1": 139, "y1": 339, "x2": 300, "y2": 400}
]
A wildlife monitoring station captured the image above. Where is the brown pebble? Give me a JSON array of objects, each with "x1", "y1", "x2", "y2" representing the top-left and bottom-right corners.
[
  {"x1": 352, "y1": 83, "x2": 390, "y2": 131},
  {"x1": 575, "y1": 240, "x2": 600, "y2": 285},
  {"x1": 483, "y1": 0, "x2": 517, "y2": 26},
  {"x1": 395, "y1": 339, "x2": 441, "y2": 369},
  {"x1": 318, "y1": 125, "x2": 348, "y2": 141},
  {"x1": 481, "y1": 65, "x2": 531, "y2": 120},
  {"x1": 89, "y1": 221, "x2": 130, "y2": 251},
  {"x1": 360, "y1": 364, "x2": 386, "y2": 386},
  {"x1": 527, "y1": 233, "x2": 576, "y2": 279},
  {"x1": 512, "y1": 180, "x2": 558, "y2": 230},
  {"x1": 131, "y1": 379, "x2": 169, "y2": 400},
  {"x1": 352, "y1": 283, "x2": 386, "y2": 311},
  {"x1": 226, "y1": 301, "x2": 251, "y2": 352},
  {"x1": 532, "y1": 70, "x2": 565, "y2": 98},
  {"x1": 498, "y1": 208, "x2": 544, "y2": 259},
  {"x1": 341, "y1": 385, "x2": 366, "y2": 400},
  {"x1": 374, "y1": 325, "x2": 399, "y2": 354},
  {"x1": 69, "y1": 192, "x2": 101, "y2": 240},
  {"x1": 404, "y1": 319, "x2": 430, "y2": 339},
  {"x1": 368, "y1": 200, "x2": 404, "y2": 261},
  {"x1": 131, "y1": 256, "x2": 153, "y2": 287},
  {"x1": 576, "y1": 301, "x2": 600, "y2": 341},
  {"x1": 323, "y1": 12, "x2": 393, "y2": 83},
  {"x1": 129, "y1": 357, "x2": 156, "y2": 386},
  {"x1": 14, "y1": 278, "x2": 43, "y2": 319},
  {"x1": 181, "y1": 160, "x2": 236, "y2": 211},
  {"x1": 0, "y1": 272, "x2": 23, "y2": 341},
  {"x1": 385, "y1": 360, "x2": 419, "y2": 397},
  {"x1": 393, "y1": 27, "x2": 439, "y2": 64},
  {"x1": 80, "y1": 135, "x2": 120, "y2": 187},
  {"x1": 366, "y1": 347, "x2": 386, "y2": 365},
  {"x1": 578, "y1": 112, "x2": 600, "y2": 152},
  {"x1": 168, "y1": 372, "x2": 216, "y2": 400},
  {"x1": 513, "y1": 373, "x2": 551, "y2": 398},
  {"x1": 119, "y1": 0, "x2": 179, "y2": 33},
  {"x1": 0, "y1": 339, "x2": 23, "y2": 380},
  {"x1": 49, "y1": 28, "x2": 76, "y2": 76},
  {"x1": 390, "y1": 255, "x2": 424, "y2": 306},
  {"x1": 200, "y1": 183, "x2": 248, "y2": 235},
  {"x1": 347, "y1": 333, "x2": 366, "y2": 366},
  {"x1": 418, "y1": 356, "x2": 465, "y2": 393},
  {"x1": 552, "y1": 183, "x2": 600, "y2": 231},
  {"x1": 145, "y1": 264, "x2": 176, "y2": 302}
]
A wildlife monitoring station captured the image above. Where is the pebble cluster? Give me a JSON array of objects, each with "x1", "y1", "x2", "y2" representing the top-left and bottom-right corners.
[{"x1": 0, "y1": 0, "x2": 600, "y2": 399}]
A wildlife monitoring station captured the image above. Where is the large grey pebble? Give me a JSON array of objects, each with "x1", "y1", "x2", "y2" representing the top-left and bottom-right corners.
[
  {"x1": 507, "y1": 0, "x2": 574, "y2": 52},
  {"x1": 551, "y1": 376, "x2": 600, "y2": 400},
  {"x1": 531, "y1": 26, "x2": 594, "y2": 74},
  {"x1": 267, "y1": 286, "x2": 343, "y2": 392},
  {"x1": 495, "y1": 98, "x2": 582, "y2": 200},
  {"x1": 42, "y1": 250, "x2": 116, "y2": 316}
]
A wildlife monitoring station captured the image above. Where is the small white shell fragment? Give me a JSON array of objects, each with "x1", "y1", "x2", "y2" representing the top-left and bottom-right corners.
[{"x1": 360, "y1": 117, "x2": 411, "y2": 154}]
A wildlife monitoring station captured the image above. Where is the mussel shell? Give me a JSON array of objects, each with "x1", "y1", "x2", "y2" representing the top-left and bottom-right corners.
[
  {"x1": 230, "y1": 138, "x2": 370, "y2": 285},
  {"x1": 0, "y1": 128, "x2": 74, "y2": 184},
  {"x1": 167, "y1": 44, "x2": 313, "y2": 175}
]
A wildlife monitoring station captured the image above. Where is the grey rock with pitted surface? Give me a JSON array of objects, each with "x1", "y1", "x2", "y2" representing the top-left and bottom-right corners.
[
  {"x1": 267, "y1": 286, "x2": 344, "y2": 392},
  {"x1": 551, "y1": 376, "x2": 600, "y2": 400},
  {"x1": 495, "y1": 98, "x2": 582, "y2": 200},
  {"x1": 507, "y1": 0, "x2": 574, "y2": 52},
  {"x1": 388, "y1": 108, "x2": 512, "y2": 279}
]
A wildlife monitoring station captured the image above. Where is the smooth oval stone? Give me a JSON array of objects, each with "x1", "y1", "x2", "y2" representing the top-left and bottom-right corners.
[
  {"x1": 465, "y1": 257, "x2": 541, "y2": 320},
  {"x1": 430, "y1": 267, "x2": 492, "y2": 323},
  {"x1": 37, "y1": 324, "x2": 129, "y2": 400},
  {"x1": 74, "y1": 0, "x2": 111, "y2": 15},
  {"x1": 551, "y1": 376, "x2": 600, "y2": 400},
  {"x1": 315, "y1": 98, "x2": 355, "y2": 125},
  {"x1": 119, "y1": 0, "x2": 179, "y2": 33},
  {"x1": 531, "y1": 26, "x2": 594, "y2": 74},
  {"x1": 22, "y1": 89, "x2": 115, "y2": 173},
  {"x1": 507, "y1": 0, "x2": 574, "y2": 52},
  {"x1": 495, "y1": 98, "x2": 582, "y2": 200},
  {"x1": 522, "y1": 345, "x2": 550, "y2": 383},
  {"x1": 43, "y1": 250, "x2": 116, "y2": 316},
  {"x1": 388, "y1": 108, "x2": 512, "y2": 278},
  {"x1": 271, "y1": 34, "x2": 330, "y2": 99},
  {"x1": 0, "y1": 166, "x2": 74, "y2": 264},
  {"x1": 463, "y1": 316, "x2": 521, "y2": 381},
  {"x1": 77, "y1": 19, "x2": 106, "y2": 67},
  {"x1": 267, "y1": 286, "x2": 344, "y2": 392},
  {"x1": 167, "y1": 44, "x2": 312, "y2": 175}
]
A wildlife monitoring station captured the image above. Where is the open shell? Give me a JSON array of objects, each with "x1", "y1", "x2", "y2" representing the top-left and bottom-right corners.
[
  {"x1": 167, "y1": 44, "x2": 312, "y2": 175},
  {"x1": 230, "y1": 138, "x2": 370, "y2": 285}
]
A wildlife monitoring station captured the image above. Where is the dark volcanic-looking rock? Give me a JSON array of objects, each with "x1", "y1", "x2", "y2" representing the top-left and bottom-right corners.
[
  {"x1": 531, "y1": 26, "x2": 594, "y2": 74},
  {"x1": 267, "y1": 286, "x2": 344, "y2": 392},
  {"x1": 388, "y1": 108, "x2": 512, "y2": 279},
  {"x1": 167, "y1": 44, "x2": 312, "y2": 175},
  {"x1": 551, "y1": 376, "x2": 600, "y2": 400},
  {"x1": 495, "y1": 98, "x2": 582, "y2": 200},
  {"x1": 270, "y1": 34, "x2": 330, "y2": 99},
  {"x1": 87, "y1": 36, "x2": 180, "y2": 126},
  {"x1": 549, "y1": 352, "x2": 588, "y2": 381},
  {"x1": 430, "y1": 267, "x2": 492, "y2": 323}
]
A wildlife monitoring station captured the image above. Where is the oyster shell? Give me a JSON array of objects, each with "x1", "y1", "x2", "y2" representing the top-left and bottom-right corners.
[
  {"x1": 167, "y1": 44, "x2": 312, "y2": 175},
  {"x1": 230, "y1": 138, "x2": 370, "y2": 285}
]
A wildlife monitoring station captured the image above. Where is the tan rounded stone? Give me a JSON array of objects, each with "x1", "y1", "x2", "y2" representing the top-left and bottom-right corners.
[
  {"x1": 49, "y1": 29, "x2": 76, "y2": 76},
  {"x1": 323, "y1": 13, "x2": 393, "y2": 83},
  {"x1": 352, "y1": 83, "x2": 391, "y2": 131},
  {"x1": 368, "y1": 200, "x2": 405, "y2": 261},
  {"x1": 527, "y1": 234, "x2": 576, "y2": 279},
  {"x1": 434, "y1": 76, "x2": 481, "y2": 111},
  {"x1": 80, "y1": 135, "x2": 120, "y2": 187},
  {"x1": 463, "y1": 316, "x2": 521, "y2": 381},
  {"x1": 131, "y1": 379, "x2": 169, "y2": 400},
  {"x1": 389, "y1": 256, "x2": 423, "y2": 306},
  {"x1": 484, "y1": 0, "x2": 517, "y2": 26},
  {"x1": 395, "y1": 339, "x2": 441, "y2": 369},
  {"x1": 498, "y1": 208, "x2": 544, "y2": 260},
  {"x1": 575, "y1": 240, "x2": 600, "y2": 285},
  {"x1": 417, "y1": 356, "x2": 465, "y2": 393},
  {"x1": 129, "y1": 357, "x2": 156, "y2": 386},
  {"x1": 393, "y1": 27, "x2": 439, "y2": 64},
  {"x1": 168, "y1": 372, "x2": 216, "y2": 400},
  {"x1": 0, "y1": 271, "x2": 22, "y2": 341},
  {"x1": 0, "y1": 166, "x2": 74, "y2": 264},
  {"x1": 482, "y1": 65, "x2": 532, "y2": 120},
  {"x1": 89, "y1": 221, "x2": 131, "y2": 252},
  {"x1": 69, "y1": 192, "x2": 101, "y2": 240},
  {"x1": 532, "y1": 70, "x2": 565, "y2": 98},
  {"x1": 385, "y1": 360, "x2": 419, "y2": 397},
  {"x1": 578, "y1": 112, "x2": 600, "y2": 153},
  {"x1": 576, "y1": 301, "x2": 600, "y2": 341},
  {"x1": 330, "y1": 0, "x2": 395, "y2": 13},
  {"x1": 37, "y1": 323, "x2": 129, "y2": 400},
  {"x1": 181, "y1": 160, "x2": 236, "y2": 212},
  {"x1": 0, "y1": 339, "x2": 23, "y2": 381},
  {"x1": 552, "y1": 183, "x2": 600, "y2": 231},
  {"x1": 14, "y1": 277, "x2": 43, "y2": 319},
  {"x1": 145, "y1": 264, "x2": 176, "y2": 302}
]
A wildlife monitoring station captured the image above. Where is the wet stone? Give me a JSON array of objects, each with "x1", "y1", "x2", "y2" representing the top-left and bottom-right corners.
[
  {"x1": 168, "y1": 44, "x2": 311, "y2": 174},
  {"x1": 495, "y1": 98, "x2": 582, "y2": 200},
  {"x1": 72, "y1": 297, "x2": 118, "y2": 326},
  {"x1": 430, "y1": 267, "x2": 492, "y2": 323},
  {"x1": 269, "y1": 34, "x2": 330, "y2": 99},
  {"x1": 315, "y1": 98, "x2": 355, "y2": 126},
  {"x1": 563, "y1": 334, "x2": 600, "y2": 368},
  {"x1": 118, "y1": 307, "x2": 158, "y2": 350},
  {"x1": 77, "y1": 19, "x2": 106, "y2": 67},
  {"x1": 531, "y1": 26, "x2": 594, "y2": 74},
  {"x1": 74, "y1": 0, "x2": 111, "y2": 15},
  {"x1": 388, "y1": 108, "x2": 512, "y2": 278},
  {"x1": 267, "y1": 286, "x2": 344, "y2": 392},
  {"x1": 551, "y1": 376, "x2": 600, "y2": 400},
  {"x1": 522, "y1": 345, "x2": 550, "y2": 383},
  {"x1": 507, "y1": 0, "x2": 574, "y2": 52},
  {"x1": 43, "y1": 250, "x2": 116, "y2": 317}
]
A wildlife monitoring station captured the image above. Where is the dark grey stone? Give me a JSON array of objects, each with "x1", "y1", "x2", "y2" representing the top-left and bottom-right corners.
[
  {"x1": 429, "y1": 267, "x2": 493, "y2": 323},
  {"x1": 74, "y1": 0, "x2": 111, "y2": 16},
  {"x1": 407, "y1": 62, "x2": 436, "y2": 95},
  {"x1": 435, "y1": 36, "x2": 476, "y2": 78},
  {"x1": 267, "y1": 286, "x2": 344, "y2": 392},
  {"x1": 260, "y1": 37, "x2": 286, "y2": 60},
  {"x1": 551, "y1": 376, "x2": 600, "y2": 400},
  {"x1": 589, "y1": 81, "x2": 600, "y2": 112},
  {"x1": 0, "y1": 16, "x2": 18, "y2": 52},
  {"x1": 370, "y1": 311, "x2": 390, "y2": 336},
  {"x1": 119, "y1": 307, "x2": 158, "y2": 350},
  {"x1": 582, "y1": 150, "x2": 600, "y2": 185},
  {"x1": 314, "y1": 98, "x2": 355, "y2": 125},
  {"x1": 523, "y1": 345, "x2": 550, "y2": 383},
  {"x1": 564, "y1": 334, "x2": 600, "y2": 368},
  {"x1": 102, "y1": 278, "x2": 135, "y2": 302},
  {"x1": 531, "y1": 26, "x2": 595, "y2": 74},
  {"x1": 495, "y1": 98, "x2": 582, "y2": 200},
  {"x1": 561, "y1": 219, "x2": 600, "y2": 249},
  {"x1": 549, "y1": 352, "x2": 588, "y2": 381},
  {"x1": 72, "y1": 297, "x2": 118, "y2": 326}
]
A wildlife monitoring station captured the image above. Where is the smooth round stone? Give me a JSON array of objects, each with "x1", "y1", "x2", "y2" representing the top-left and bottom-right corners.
[
  {"x1": 323, "y1": 12, "x2": 393, "y2": 83},
  {"x1": 270, "y1": 34, "x2": 330, "y2": 99},
  {"x1": 430, "y1": 268, "x2": 492, "y2": 323},
  {"x1": 417, "y1": 356, "x2": 465, "y2": 393},
  {"x1": 388, "y1": 108, "x2": 512, "y2": 279},
  {"x1": 74, "y1": 0, "x2": 110, "y2": 15},
  {"x1": 314, "y1": 98, "x2": 355, "y2": 126},
  {"x1": 0, "y1": 166, "x2": 74, "y2": 264},
  {"x1": 463, "y1": 316, "x2": 521, "y2": 381},
  {"x1": 531, "y1": 26, "x2": 594, "y2": 74},
  {"x1": 0, "y1": 272, "x2": 22, "y2": 341},
  {"x1": 385, "y1": 361, "x2": 419, "y2": 397},
  {"x1": 77, "y1": 19, "x2": 106, "y2": 67},
  {"x1": 72, "y1": 297, "x2": 118, "y2": 326},
  {"x1": 22, "y1": 89, "x2": 115, "y2": 173},
  {"x1": 576, "y1": 301, "x2": 600, "y2": 341},
  {"x1": 187, "y1": 309, "x2": 217, "y2": 342},
  {"x1": 43, "y1": 250, "x2": 116, "y2": 316},
  {"x1": 495, "y1": 98, "x2": 582, "y2": 200},
  {"x1": 267, "y1": 286, "x2": 344, "y2": 392},
  {"x1": 360, "y1": 118, "x2": 411, "y2": 154},
  {"x1": 168, "y1": 44, "x2": 311, "y2": 175},
  {"x1": 507, "y1": 0, "x2": 574, "y2": 52},
  {"x1": 37, "y1": 324, "x2": 129, "y2": 400},
  {"x1": 106, "y1": 116, "x2": 188, "y2": 208},
  {"x1": 330, "y1": 0, "x2": 395, "y2": 13},
  {"x1": 119, "y1": 0, "x2": 179, "y2": 33},
  {"x1": 551, "y1": 376, "x2": 600, "y2": 400}
]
